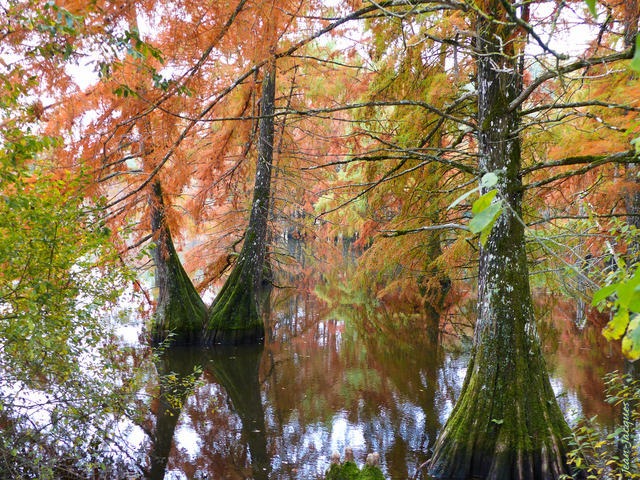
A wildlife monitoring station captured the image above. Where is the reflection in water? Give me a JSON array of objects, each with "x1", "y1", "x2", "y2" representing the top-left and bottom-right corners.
[
  {"x1": 150, "y1": 345, "x2": 269, "y2": 480},
  {"x1": 208, "y1": 345, "x2": 270, "y2": 480},
  {"x1": 150, "y1": 347, "x2": 206, "y2": 480},
  {"x1": 149, "y1": 292, "x2": 622, "y2": 480}
]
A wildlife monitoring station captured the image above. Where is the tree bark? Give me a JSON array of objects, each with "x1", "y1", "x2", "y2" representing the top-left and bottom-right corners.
[
  {"x1": 150, "y1": 181, "x2": 207, "y2": 344},
  {"x1": 204, "y1": 62, "x2": 276, "y2": 344},
  {"x1": 427, "y1": 5, "x2": 571, "y2": 478},
  {"x1": 626, "y1": 162, "x2": 640, "y2": 257}
]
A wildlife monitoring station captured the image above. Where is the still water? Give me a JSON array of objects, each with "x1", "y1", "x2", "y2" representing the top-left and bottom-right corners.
[{"x1": 143, "y1": 287, "x2": 623, "y2": 480}]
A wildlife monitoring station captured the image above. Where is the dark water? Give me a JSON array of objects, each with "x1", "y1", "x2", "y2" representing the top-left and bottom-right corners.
[{"x1": 147, "y1": 291, "x2": 623, "y2": 480}]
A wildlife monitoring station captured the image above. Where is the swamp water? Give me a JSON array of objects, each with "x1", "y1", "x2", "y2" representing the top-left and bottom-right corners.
[{"x1": 142, "y1": 291, "x2": 623, "y2": 480}]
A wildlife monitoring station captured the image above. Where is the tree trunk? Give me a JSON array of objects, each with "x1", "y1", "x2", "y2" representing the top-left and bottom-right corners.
[
  {"x1": 626, "y1": 163, "x2": 640, "y2": 258},
  {"x1": 427, "y1": 7, "x2": 571, "y2": 478},
  {"x1": 204, "y1": 62, "x2": 276, "y2": 344},
  {"x1": 150, "y1": 181, "x2": 207, "y2": 344}
]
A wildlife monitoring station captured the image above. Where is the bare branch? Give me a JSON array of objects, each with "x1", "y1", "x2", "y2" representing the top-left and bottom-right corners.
[
  {"x1": 382, "y1": 223, "x2": 470, "y2": 236},
  {"x1": 521, "y1": 100, "x2": 640, "y2": 116},
  {"x1": 509, "y1": 49, "x2": 634, "y2": 112},
  {"x1": 523, "y1": 149, "x2": 636, "y2": 175}
]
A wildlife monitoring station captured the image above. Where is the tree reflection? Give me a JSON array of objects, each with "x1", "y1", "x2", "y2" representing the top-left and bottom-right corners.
[
  {"x1": 149, "y1": 346, "x2": 206, "y2": 480},
  {"x1": 149, "y1": 345, "x2": 268, "y2": 480},
  {"x1": 207, "y1": 345, "x2": 270, "y2": 480},
  {"x1": 146, "y1": 287, "x2": 622, "y2": 479}
]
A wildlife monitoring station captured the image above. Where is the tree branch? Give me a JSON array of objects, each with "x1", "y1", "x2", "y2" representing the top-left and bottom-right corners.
[
  {"x1": 508, "y1": 49, "x2": 634, "y2": 112},
  {"x1": 523, "y1": 149, "x2": 636, "y2": 175},
  {"x1": 382, "y1": 223, "x2": 470, "y2": 236}
]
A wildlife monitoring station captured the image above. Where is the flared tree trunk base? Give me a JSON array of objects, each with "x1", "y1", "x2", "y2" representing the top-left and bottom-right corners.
[
  {"x1": 150, "y1": 182, "x2": 207, "y2": 346},
  {"x1": 203, "y1": 252, "x2": 266, "y2": 345},
  {"x1": 428, "y1": 346, "x2": 570, "y2": 480},
  {"x1": 150, "y1": 256, "x2": 207, "y2": 345}
]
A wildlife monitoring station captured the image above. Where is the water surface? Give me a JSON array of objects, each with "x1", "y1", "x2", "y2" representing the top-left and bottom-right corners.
[{"x1": 148, "y1": 292, "x2": 622, "y2": 480}]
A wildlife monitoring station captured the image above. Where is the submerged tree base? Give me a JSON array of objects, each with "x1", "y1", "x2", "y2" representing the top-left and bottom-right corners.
[
  {"x1": 150, "y1": 182, "x2": 207, "y2": 345},
  {"x1": 427, "y1": 322, "x2": 571, "y2": 480},
  {"x1": 203, "y1": 251, "x2": 267, "y2": 345},
  {"x1": 204, "y1": 322, "x2": 265, "y2": 345}
]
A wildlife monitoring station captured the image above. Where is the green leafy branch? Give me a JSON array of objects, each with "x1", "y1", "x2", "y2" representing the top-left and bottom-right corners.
[
  {"x1": 592, "y1": 266, "x2": 640, "y2": 360},
  {"x1": 448, "y1": 170, "x2": 505, "y2": 246}
]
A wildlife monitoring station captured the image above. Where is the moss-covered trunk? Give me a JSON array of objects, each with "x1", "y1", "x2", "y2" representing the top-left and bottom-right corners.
[
  {"x1": 204, "y1": 62, "x2": 276, "y2": 344},
  {"x1": 427, "y1": 6, "x2": 571, "y2": 478},
  {"x1": 150, "y1": 181, "x2": 207, "y2": 344},
  {"x1": 626, "y1": 162, "x2": 640, "y2": 260}
]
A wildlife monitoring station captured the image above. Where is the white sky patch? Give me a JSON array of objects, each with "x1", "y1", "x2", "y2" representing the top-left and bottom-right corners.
[
  {"x1": 175, "y1": 423, "x2": 202, "y2": 459},
  {"x1": 527, "y1": 2, "x2": 601, "y2": 58},
  {"x1": 66, "y1": 59, "x2": 100, "y2": 91},
  {"x1": 329, "y1": 415, "x2": 367, "y2": 452}
]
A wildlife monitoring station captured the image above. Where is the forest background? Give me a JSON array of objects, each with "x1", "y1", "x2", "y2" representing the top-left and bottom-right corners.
[{"x1": 1, "y1": 0, "x2": 640, "y2": 478}]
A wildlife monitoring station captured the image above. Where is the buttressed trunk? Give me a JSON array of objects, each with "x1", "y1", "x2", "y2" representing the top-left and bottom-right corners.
[
  {"x1": 626, "y1": 163, "x2": 640, "y2": 258},
  {"x1": 428, "y1": 4, "x2": 571, "y2": 478},
  {"x1": 204, "y1": 62, "x2": 277, "y2": 344},
  {"x1": 150, "y1": 181, "x2": 207, "y2": 344}
]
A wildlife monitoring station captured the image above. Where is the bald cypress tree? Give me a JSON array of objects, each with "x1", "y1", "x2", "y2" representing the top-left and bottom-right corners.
[
  {"x1": 204, "y1": 62, "x2": 277, "y2": 345},
  {"x1": 427, "y1": 4, "x2": 571, "y2": 478},
  {"x1": 149, "y1": 181, "x2": 207, "y2": 344}
]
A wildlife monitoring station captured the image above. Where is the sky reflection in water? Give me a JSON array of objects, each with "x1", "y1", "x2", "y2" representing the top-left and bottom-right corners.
[{"x1": 149, "y1": 292, "x2": 622, "y2": 480}]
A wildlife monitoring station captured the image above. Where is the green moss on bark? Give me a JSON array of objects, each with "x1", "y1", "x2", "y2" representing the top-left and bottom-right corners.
[
  {"x1": 203, "y1": 237, "x2": 267, "y2": 344},
  {"x1": 150, "y1": 182, "x2": 206, "y2": 345},
  {"x1": 325, "y1": 461, "x2": 361, "y2": 480},
  {"x1": 428, "y1": 7, "x2": 571, "y2": 477},
  {"x1": 342, "y1": 461, "x2": 360, "y2": 479},
  {"x1": 358, "y1": 465, "x2": 386, "y2": 480},
  {"x1": 152, "y1": 242, "x2": 207, "y2": 344},
  {"x1": 203, "y1": 64, "x2": 276, "y2": 345},
  {"x1": 325, "y1": 460, "x2": 387, "y2": 480}
]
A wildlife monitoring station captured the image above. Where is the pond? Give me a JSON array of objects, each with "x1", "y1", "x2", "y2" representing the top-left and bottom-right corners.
[{"x1": 145, "y1": 288, "x2": 623, "y2": 480}]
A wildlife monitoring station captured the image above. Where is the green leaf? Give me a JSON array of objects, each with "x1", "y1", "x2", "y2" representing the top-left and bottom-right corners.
[
  {"x1": 629, "y1": 34, "x2": 640, "y2": 73},
  {"x1": 603, "y1": 309, "x2": 629, "y2": 341},
  {"x1": 592, "y1": 284, "x2": 617, "y2": 306},
  {"x1": 622, "y1": 314, "x2": 640, "y2": 360},
  {"x1": 447, "y1": 185, "x2": 480, "y2": 210},
  {"x1": 481, "y1": 172, "x2": 498, "y2": 188},
  {"x1": 472, "y1": 189, "x2": 497, "y2": 215},
  {"x1": 469, "y1": 201, "x2": 503, "y2": 234},
  {"x1": 629, "y1": 295, "x2": 640, "y2": 312},
  {"x1": 479, "y1": 216, "x2": 498, "y2": 247},
  {"x1": 616, "y1": 280, "x2": 635, "y2": 309},
  {"x1": 631, "y1": 35, "x2": 640, "y2": 73},
  {"x1": 585, "y1": 0, "x2": 597, "y2": 18}
]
